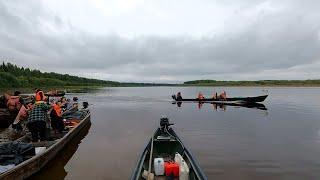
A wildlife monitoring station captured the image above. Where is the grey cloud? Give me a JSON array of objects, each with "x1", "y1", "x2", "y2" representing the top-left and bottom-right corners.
[{"x1": 0, "y1": 1, "x2": 319, "y2": 82}]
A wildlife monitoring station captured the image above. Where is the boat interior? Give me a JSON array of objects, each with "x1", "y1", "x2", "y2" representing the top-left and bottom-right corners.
[{"x1": 139, "y1": 119, "x2": 200, "y2": 180}]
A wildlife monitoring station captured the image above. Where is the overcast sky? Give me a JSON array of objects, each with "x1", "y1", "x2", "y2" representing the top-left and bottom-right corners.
[{"x1": 1, "y1": 0, "x2": 320, "y2": 83}]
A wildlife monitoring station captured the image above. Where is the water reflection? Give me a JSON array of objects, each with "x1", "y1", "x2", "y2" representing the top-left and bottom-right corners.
[
  {"x1": 173, "y1": 101, "x2": 268, "y2": 111},
  {"x1": 28, "y1": 121, "x2": 91, "y2": 180}
]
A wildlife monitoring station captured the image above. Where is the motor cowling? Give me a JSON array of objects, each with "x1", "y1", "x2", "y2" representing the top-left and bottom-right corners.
[{"x1": 160, "y1": 117, "x2": 174, "y2": 132}]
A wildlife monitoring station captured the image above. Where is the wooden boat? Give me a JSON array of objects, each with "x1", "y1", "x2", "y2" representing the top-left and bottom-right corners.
[
  {"x1": 172, "y1": 94, "x2": 268, "y2": 103},
  {"x1": 44, "y1": 90, "x2": 65, "y2": 97},
  {"x1": 0, "y1": 109, "x2": 91, "y2": 179},
  {"x1": 131, "y1": 117, "x2": 207, "y2": 180}
]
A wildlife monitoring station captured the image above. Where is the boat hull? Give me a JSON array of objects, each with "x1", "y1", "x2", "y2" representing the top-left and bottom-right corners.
[
  {"x1": 173, "y1": 94, "x2": 268, "y2": 103},
  {"x1": 0, "y1": 110, "x2": 91, "y2": 180}
]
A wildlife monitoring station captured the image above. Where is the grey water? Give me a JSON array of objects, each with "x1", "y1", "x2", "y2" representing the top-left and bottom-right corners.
[{"x1": 30, "y1": 87, "x2": 320, "y2": 180}]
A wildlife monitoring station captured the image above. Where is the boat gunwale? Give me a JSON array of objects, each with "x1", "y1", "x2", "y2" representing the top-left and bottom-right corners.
[{"x1": 0, "y1": 110, "x2": 91, "y2": 179}]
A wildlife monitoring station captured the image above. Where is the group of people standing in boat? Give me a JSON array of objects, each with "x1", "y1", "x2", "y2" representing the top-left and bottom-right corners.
[
  {"x1": 175, "y1": 90, "x2": 227, "y2": 100},
  {"x1": 3, "y1": 89, "x2": 79, "y2": 142}
]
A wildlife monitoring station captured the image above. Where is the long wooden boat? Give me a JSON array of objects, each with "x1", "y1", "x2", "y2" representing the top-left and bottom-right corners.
[
  {"x1": 172, "y1": 94, "x2": 268, "y2": 103},
  {"x1": 131, "y1": 118, "x2": 207, "y2": 180},
  {"x1": 0, "y1": 109, "x2": 91, "y2": 180},
  {"x1": 44, "y1": 91, "x2": 66, "y2": 97}
]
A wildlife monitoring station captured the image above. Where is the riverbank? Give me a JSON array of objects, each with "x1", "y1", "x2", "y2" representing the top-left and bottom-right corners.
[{"x1": 182, "y1": 79, "x2": 320, "y2": 87}]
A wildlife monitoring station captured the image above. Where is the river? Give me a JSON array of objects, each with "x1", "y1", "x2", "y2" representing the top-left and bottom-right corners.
[{"x1": 30, "y1": 87, "x2": 320, "y2": 180}]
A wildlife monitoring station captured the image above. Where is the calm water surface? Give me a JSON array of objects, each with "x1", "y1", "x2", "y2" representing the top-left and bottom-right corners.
[{"x1": 30, "y1": 87, "x2": 320, "y2": 180}]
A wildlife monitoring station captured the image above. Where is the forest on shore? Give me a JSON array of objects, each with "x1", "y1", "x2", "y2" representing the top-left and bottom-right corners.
[
  {"x1": 0, "y1": 62, "x2": 121, "y2": 88},
  {"x1": 1, "y1": 62, "x2": 319, "y2": 88},
  {"x1": 0, "y1": 63, "x2": 171, "y2": 88},
  {"x1": 183, "y1": 79, "x2": 320, "y2": 86}
]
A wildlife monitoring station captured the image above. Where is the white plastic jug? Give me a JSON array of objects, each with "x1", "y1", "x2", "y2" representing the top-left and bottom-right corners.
[
  {"x1": 174, "y1": 152, "x2": 183, "y2": 165},
  {"x1": 175, "y1": 153, "x2": 189, "y2": 180},
  {"x1": 153, "y1": 158, "x2": 164, "y2": 176},
  {"x1": 180, "y1": 160, "x2": 190, "y2": 180}
]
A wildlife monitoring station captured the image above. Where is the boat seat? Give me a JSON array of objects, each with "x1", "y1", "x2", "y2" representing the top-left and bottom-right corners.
[{"x1": 155, "y1": 136, "x2": 176, "y2": 141}]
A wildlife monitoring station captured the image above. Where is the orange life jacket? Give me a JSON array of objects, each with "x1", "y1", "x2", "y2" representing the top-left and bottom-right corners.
[
  {"x1": 35, "y1": 91, "x2": 45, "y2": 101},
  {"x1": 53, "y1": 103, "x2": 62, "y2": 117},
  {"x1": 7, "y1": 96, "x2": 21, "y2": 111}
]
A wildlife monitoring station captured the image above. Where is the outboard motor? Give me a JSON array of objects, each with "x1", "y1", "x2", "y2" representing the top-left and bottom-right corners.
[{"x1": 160, "y1": 116, "x2": 174, "y2": 133}]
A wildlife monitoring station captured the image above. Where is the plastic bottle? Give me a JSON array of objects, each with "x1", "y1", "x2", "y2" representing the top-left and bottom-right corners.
[
  {"x1": 175, "y1": 152, "x2": 189, "y2": 180},
  {"x1": 174, "y1": 152, "x2": 183, "y2": 164},
  {"x1": 154, "y1": 158, "x2": 164, "y2": 175},
  {"x1": 180, "y1": 160, "x2": 189, "y2": 180}
]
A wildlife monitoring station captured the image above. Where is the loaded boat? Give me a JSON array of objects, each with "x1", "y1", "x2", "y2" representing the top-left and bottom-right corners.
[
  {"x1": 172, "y1": 94, "x2": 268, "y2": 103},
  {"x1": 131, "y1": 117, "x2": 207, "y2": 180},
  {"x1": 0, "y1": 107, "x2": 91, "y2": 179}
]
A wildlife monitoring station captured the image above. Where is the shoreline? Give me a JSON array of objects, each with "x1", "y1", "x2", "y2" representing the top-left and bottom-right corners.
[{"x1": 1, "y1": 84, "x2": 320, "y2": 93}]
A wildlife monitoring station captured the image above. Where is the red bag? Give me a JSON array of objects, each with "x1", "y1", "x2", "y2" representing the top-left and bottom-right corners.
[{"x1": 164, "y1": 161, "x2": 179, "y2": 177}]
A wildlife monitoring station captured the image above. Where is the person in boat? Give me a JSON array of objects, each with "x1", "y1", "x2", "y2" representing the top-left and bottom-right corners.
[
  {"x1": 12, "y1": 99, "x2": 34, "y2": 132},
  {"x1": 26, "y1": 96, "x2": 52, "y2": 142},
  {"x1": 219, "y1": 91, "x2": 227, "y2": 100},
  {"x1": 197, "y1": 92, "x2": 205, "y2": 100},
  {"x1": 60, "y1": 97, "x2": 67, "y2": 110},
  {"x1": 212, "y1": 90, "x2": 218, "y2": 100},
  {"x1": 35, "y1": 89, "x2": 46, "y2": 102},
  {"x1": 65, "y1": 98, "x2": 73, "y2": 110},
  {"x1": 72, "y1": 97, "x2": 79, "y2": 110},
  {"x1": 50, "y1": 101, "x2": 65, "y2": 133},
  {"x1": 6, "y1": 91, "x2": 23, "y2": 114},
  {"x1": 176, "y1": 92, "x2": 183, "y2": 101}
]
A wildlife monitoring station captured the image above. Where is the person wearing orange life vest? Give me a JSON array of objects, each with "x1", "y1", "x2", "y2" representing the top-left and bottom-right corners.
[
  {"x1": 219, "y1": 90, "x2": 227, "y2": 100},
  {"x1": 50, "y1": 101, "x2": 65, "y2": 133},
  {"x1": 197, "y1": 92, "x2": 205, "y2": 100},
  {"x1": 35, "y1": 89, "x2": 46, "y2": 102},
  {"x1": 6, "y1": 91, "x2": 23, "y2": 113}
]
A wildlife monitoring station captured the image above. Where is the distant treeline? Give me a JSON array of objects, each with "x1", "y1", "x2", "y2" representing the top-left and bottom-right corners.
[
  {"x1": 184, "y1": 79, "x2": 320, "y2": 86},
  {"x1": 0, "y1": 62, "x2": 120, "y2": 88}
]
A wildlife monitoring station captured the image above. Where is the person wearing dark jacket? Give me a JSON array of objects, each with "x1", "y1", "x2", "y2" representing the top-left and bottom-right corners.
[{"x1": 176, "y1": 92, "x2": 183, "y2": 101}]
